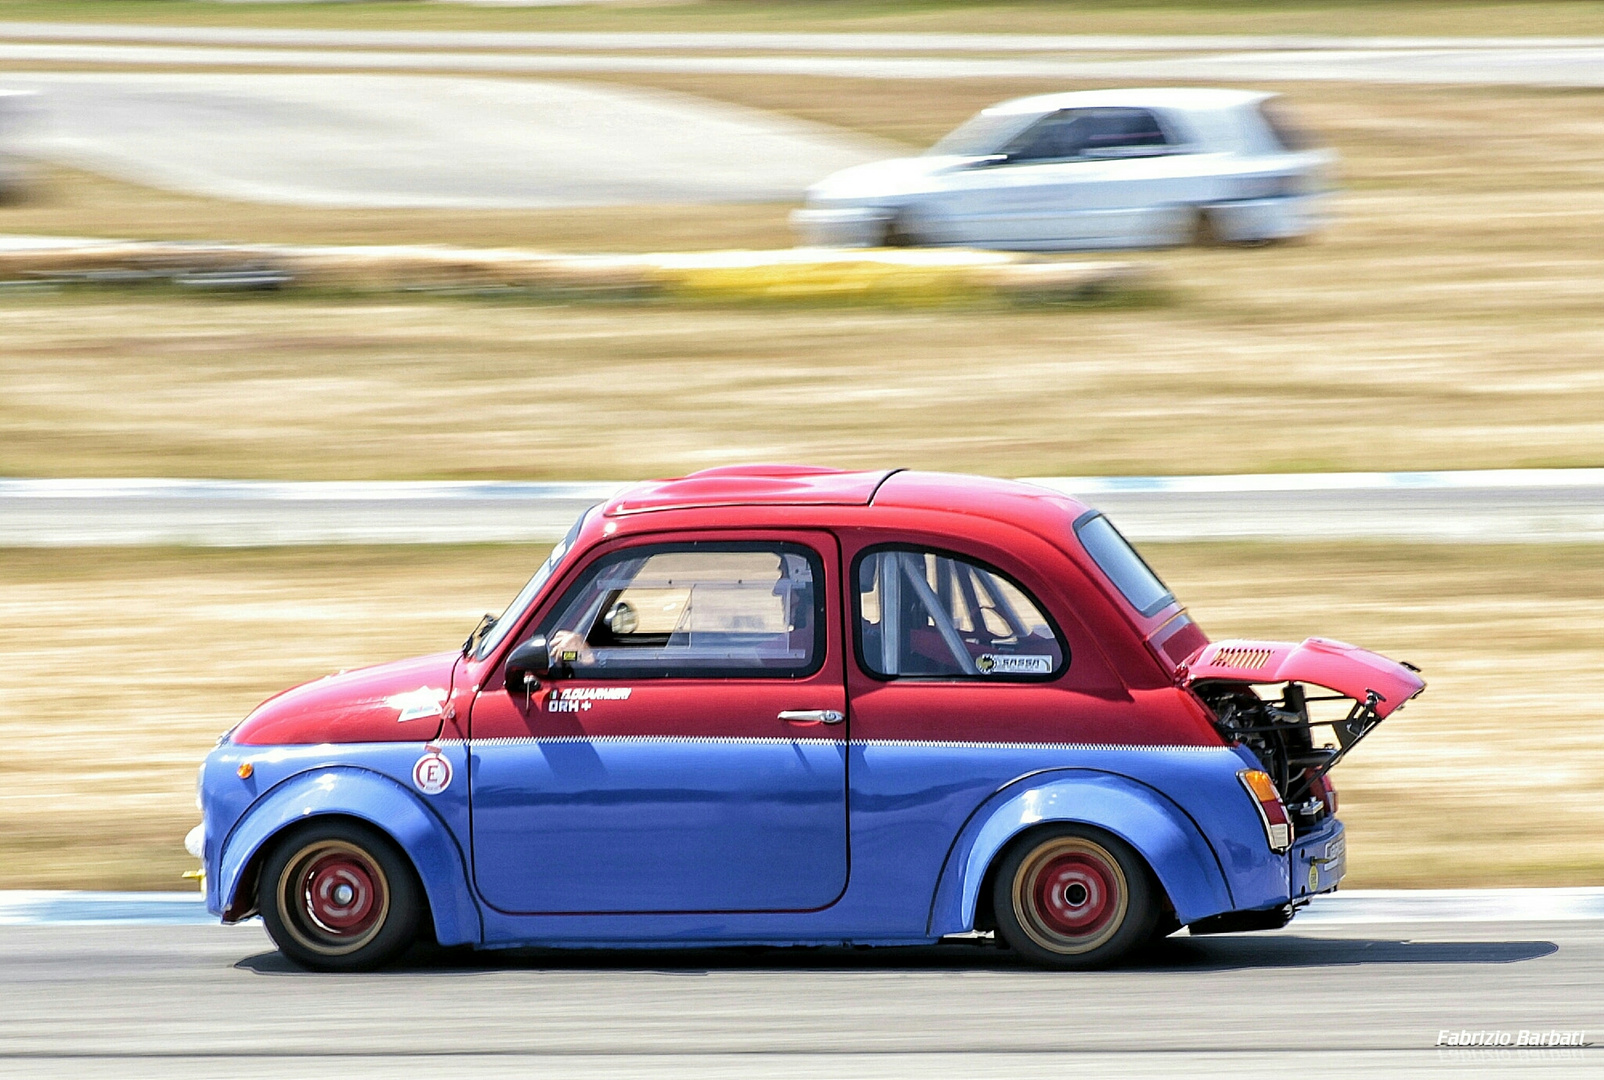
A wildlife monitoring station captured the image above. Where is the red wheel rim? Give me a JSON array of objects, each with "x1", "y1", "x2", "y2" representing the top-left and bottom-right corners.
[
  {"x1": 277, "y1": 839, "x2": 390, "y2": 956},
  {"x1": 302, "y1": 851, "x2": 382, "y2": 937},
  {"x1": 1012, "y1": 836, "x2": 1129, "y2": 955}
]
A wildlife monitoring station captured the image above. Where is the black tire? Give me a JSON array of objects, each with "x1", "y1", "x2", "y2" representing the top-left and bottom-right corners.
[
  {"x1": 882, "y1": 211, "x2": 921, "y2": 248},
  {"x1": 259, "y1": 819, "x2": 423, "y2": 972},
  {"x1": 992, "y1": 826, "x2": 1159, "y2": 970},
  {"x1": 1191, "y1": 207, "x2": 1221, "y2": 247}
]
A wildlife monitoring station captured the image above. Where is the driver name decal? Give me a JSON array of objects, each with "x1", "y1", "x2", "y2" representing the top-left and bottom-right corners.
[{"x1": 548, "y1": 687, "x2": 633, "y2": 713}]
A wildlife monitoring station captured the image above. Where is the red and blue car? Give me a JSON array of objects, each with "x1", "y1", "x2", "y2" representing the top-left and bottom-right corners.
[{"x1": 190, "y1": 467, "x2": 1424, "y2": 970}]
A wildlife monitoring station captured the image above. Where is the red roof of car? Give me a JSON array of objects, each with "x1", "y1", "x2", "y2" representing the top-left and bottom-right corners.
[{"x1": 603, "y1": 465, "x2": 1096, "y2": 523}]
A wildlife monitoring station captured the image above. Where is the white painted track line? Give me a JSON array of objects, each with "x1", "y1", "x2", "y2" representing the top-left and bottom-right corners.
[
  {"x1": 1, "y1": 470, "x2": 1600, "y2": 546},
  {"x1": 4, "y1": 888, "x2": 1602, "y2": 926}
]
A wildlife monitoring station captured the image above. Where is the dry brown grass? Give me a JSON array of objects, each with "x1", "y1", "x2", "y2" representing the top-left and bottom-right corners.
[
  {"x1": 3, "y1": 80, "x2": 1603, "y2": 479},
  {"x1": 7, "y1": 1, "x2": 1604, "y2": 37},
  {"x1": 2, "y1": 541, "x2": 1599, "y2": 890}
]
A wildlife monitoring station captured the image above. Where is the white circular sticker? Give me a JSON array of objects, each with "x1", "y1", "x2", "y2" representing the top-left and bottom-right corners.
[{"x1": 412, "y1": 750, "x2": 453, "y2": 796}]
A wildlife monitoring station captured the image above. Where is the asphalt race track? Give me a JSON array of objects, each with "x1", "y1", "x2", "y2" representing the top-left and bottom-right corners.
[{"x1": 1, "y1": 915, "x2": 1598, "y2": 1078}]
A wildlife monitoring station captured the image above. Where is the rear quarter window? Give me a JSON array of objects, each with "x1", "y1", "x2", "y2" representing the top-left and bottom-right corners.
[{"x1": 1073, "y1": 512, "x2": 1174, "y2": 617}]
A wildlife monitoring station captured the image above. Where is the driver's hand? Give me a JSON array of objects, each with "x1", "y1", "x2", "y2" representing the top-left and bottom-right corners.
[{"x1": 547, "y1": 629, "x2": 594, "y2": 666}]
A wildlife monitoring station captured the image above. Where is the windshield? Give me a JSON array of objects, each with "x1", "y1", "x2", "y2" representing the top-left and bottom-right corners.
[
  {"x1": 1074, "y1": 513, "x2": 1174, "y2": 617},
  {"x1": 926, "y1": 109, "x2": 1039, "y2": 157},
  {"x1": 473, "y1": 506, "x2": 593, "y2": 660}
]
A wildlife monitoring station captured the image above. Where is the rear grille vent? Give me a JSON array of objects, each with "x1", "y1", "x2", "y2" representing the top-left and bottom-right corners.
[{"x1": 1211, "y1": 646, "x2": 1273, "y2": 670}]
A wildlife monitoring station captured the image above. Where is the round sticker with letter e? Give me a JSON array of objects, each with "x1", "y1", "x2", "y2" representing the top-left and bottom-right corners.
[{"x1": 412, "y1": 749, "x2": 453, "y2": 796}]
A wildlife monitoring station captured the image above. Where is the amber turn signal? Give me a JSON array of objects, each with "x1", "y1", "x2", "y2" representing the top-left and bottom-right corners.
[
  {"x1": 237, "y1": 762, "x2": 254, "y2": 779},
  {"x1": 1238, "y1": 769, "x2": 1293, "y2": 853}
]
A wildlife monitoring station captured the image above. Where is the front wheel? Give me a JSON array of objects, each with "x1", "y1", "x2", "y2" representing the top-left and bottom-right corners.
[
  {"x1": 259, "y1": 820, "x2": 422, "y2": 972},
  {"x1": 992, "y1": 826, "x2": 1158, "y2": 970}
]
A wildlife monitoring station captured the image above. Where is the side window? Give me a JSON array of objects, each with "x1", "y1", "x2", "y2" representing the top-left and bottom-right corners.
[
  {"x1": 855, "y1": 547, "x2": 1066, "y2": 680},
  {"x1": 1006, "y1": 108, "x2": 1169, "y2": 163},
  {"x1": 1007, "y1": 109, "x2": 1088, "y2": 162},
  {"x1": 1079, "y1": 108, "x2": 1169, "y2": 156},
  {"x1": 540, "y1": 542, "x2": 823, "y2": 679}
]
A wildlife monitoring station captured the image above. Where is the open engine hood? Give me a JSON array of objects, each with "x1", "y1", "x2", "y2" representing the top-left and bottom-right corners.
[{"x1": 1181, "y1": 637, "x2": 1425, "y2": 717}]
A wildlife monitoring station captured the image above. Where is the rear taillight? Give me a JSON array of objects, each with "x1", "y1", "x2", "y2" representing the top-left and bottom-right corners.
[{"x1": 1239, "y1": 769, "x2": 1293, "y2": 853}]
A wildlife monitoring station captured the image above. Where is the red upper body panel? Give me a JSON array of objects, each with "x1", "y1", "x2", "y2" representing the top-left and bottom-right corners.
[
  {"x1": 227, "y1": 467, "x2": 1414, "y2": 748},
  {"x1": 232, "y1": 651, "x2": 459, "y2": 746}
]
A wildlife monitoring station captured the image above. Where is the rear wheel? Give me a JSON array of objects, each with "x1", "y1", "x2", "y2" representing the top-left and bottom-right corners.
[
  {"x1": 992, "y1": 826, "x2": 1158, "y2": 970},
  {"x1": 259, "y1": 820, "x2": 422, "y2": 972}
]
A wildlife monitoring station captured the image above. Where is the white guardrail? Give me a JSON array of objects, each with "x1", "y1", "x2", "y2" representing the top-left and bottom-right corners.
[{"x1": 0, "y1": 470, "x2": 1601, "y2": 546}]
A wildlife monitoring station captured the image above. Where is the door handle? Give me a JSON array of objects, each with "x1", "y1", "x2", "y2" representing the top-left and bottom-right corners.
[{"x1": 778, "y1": 709, "x2": 845, "y2": 725}]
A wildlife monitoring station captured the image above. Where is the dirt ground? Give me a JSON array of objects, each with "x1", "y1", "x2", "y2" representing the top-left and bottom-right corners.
[{"x1": 2, "y1": 541, "x2": 1599, "y2": 891}]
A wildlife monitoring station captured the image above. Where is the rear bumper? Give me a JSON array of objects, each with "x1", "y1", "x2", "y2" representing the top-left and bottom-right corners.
[
  {"x1": 1201, "y1": 193, "x2": 1326, "y2": 242},
  {"x1": 1290, "y1": 816, "x2": 1347, "y2": 900}
]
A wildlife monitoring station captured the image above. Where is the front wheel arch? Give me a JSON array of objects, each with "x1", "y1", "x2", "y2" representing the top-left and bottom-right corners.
[
  {"x1": 258, "y1": 817, "x2": 427, "y2": 970},
  {"x1": 216, "y1": 764, "x2": 480, "y2": 947}
]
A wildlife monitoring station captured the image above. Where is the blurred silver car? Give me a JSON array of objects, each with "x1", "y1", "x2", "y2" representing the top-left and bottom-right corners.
[{"x1": 793, "y1": 88, "x2": 1333, "y2": 251}]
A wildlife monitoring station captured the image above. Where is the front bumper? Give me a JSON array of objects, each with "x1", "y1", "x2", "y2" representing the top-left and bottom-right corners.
[{"x1": 790, "y1": 205, "x2": 894, "y2": 247}]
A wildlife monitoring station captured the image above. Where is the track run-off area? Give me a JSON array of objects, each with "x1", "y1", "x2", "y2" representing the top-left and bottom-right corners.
[{"x1": 1, "y1": 890, "x2": 1600, "y2": 1078}]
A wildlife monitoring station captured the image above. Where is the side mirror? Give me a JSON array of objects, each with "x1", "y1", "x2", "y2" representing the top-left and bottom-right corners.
[{"x1": 505, "y1": 635, "x2": 551, "y2": 691}]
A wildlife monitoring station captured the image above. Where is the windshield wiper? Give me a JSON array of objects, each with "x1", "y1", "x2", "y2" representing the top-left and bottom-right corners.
[{"x1": 462, "y1": 612, "x2": 497, "y2": 656}]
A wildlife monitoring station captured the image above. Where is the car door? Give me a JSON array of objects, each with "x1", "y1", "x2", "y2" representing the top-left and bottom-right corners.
[
  {"x1": 844, "y1": 537, "x2": 1145, "y2": 763},
  {"x1": 944, "y1": 107, "x2": 1179, "y2": 248},
  {"x1": 468, "y1": 531, "x2": 849, "y2": 914}
]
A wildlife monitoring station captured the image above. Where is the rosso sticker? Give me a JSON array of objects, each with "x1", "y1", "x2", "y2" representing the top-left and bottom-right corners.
[
  {"x1": 412, "y1": 749, "x2": 453, "y2": 795},
  {"x1": 976, "y1": 653, "x2": 1054, "y2": 675}
]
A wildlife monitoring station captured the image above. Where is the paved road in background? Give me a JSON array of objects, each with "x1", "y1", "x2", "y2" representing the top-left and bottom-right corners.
[
  {"x1": 1, "y1": 916, "x2": 1598, "y2": 1078},
  {"x1": 3, "y1": 27, "x2": 1604, "y2": 86},
  {"x1": 2, "y1": 471, "x2": 1600, "y2": 546},
  {"x1": 1, "y1": 71, "x2": 892, "y2": 208}
]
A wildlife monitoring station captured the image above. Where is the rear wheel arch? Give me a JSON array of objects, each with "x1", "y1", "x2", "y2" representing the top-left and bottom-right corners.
[
  {"x1": 928, "y1": 768, "x2": 1235, "y2": 937},
  {"x1": 974, "y1": 818, "x2": 1177, "y2": 939},
  {"x1": 991, "y1": 823, "x2": 1162, "y2": 968}
]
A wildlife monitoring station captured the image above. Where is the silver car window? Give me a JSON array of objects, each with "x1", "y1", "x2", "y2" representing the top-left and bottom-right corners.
[{"x1": 1006, "y1": 108, "x2": 1171, "y2": 163}]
